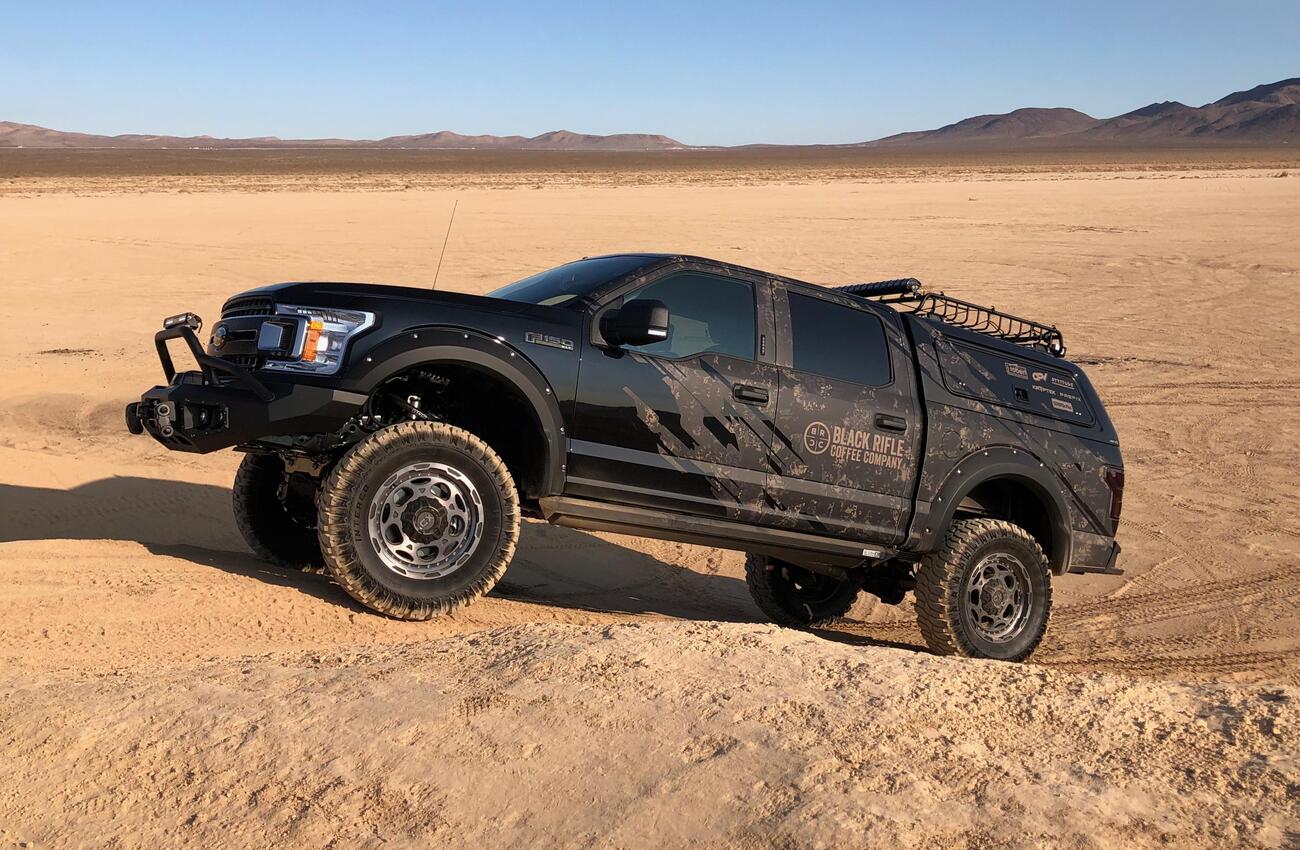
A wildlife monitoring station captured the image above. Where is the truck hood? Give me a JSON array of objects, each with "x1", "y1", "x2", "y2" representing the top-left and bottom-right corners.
[{"x1": 228, "y1": 281, "x2": 565, "y2": 320}]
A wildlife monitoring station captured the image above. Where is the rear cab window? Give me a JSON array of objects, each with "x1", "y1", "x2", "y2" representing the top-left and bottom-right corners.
[{"x1": 786, "y1": 291, "x2": 891, "y2": 385}]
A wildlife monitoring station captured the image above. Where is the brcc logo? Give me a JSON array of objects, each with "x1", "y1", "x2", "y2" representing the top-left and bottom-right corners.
[{"x1": 804, "y1": 421, "x2": 831, "y2": 455}]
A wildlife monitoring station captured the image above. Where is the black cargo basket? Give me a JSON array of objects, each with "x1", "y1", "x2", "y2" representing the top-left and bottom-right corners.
[{"x1": 835, "y1": 278, "x2": 1066, "y2": 356}]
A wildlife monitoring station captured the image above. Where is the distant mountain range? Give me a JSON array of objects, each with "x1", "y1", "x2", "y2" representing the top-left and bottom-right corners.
[
  {"x1": 2, "y1": 77, "x2": 1296, "y2": 151},
  {"x1": 0, "y1": 123, "x2": 686, "y2": 151},
  {"x1": 863, "y1": 77, "x2": 1299, "y2": 146}
]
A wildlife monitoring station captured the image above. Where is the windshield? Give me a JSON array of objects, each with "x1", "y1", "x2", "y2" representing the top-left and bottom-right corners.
[{"x1": 488, "y1": 255, "x2": 656, "y2": 306}]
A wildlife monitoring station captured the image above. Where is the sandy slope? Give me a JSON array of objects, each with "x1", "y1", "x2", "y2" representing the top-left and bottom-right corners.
[
  {"x1": 1, "y1": 165, "x2": 1298, "y2": 847},
  {"x1": 2, "y1": 623, "x2": 1296, "y2": 850}
]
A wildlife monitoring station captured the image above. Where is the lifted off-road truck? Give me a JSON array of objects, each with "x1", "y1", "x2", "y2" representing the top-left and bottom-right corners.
[{"x1": 126, "y1": 254, "x2": 1123, "y2": 661}]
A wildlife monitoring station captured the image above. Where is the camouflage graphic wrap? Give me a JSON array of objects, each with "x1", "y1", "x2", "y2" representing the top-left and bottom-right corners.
[
  {"x1": 763, "y1": 286, "x2": 921, "y2": 543},
  {"x1": 564, "y1": 256, "x2": 1120, "y2": 573},
  {"x1": 905, "y1": 316, "x2": 1122, "y2": 572},
  {"x1": 566, "y1": 262, "x2": 779, "y2": 522}
]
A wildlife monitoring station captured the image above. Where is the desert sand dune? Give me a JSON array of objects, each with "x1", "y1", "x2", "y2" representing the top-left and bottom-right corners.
[
  {"x1": 2, "y1": 622, "x2": 1296, "y2": 849},
  {"x1": 0, "y1": 159, "x2": 1296, "y2": 847}
]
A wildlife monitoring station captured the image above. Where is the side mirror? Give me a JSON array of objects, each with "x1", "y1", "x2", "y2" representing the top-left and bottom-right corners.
[{"x1": 601, "y1": 299, "x2": 670, "y2": 347}]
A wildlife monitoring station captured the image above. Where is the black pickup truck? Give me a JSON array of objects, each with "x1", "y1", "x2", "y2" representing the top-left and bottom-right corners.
[{"x1": 126, "y1": 254, "x2": 1123, "y2": 661}]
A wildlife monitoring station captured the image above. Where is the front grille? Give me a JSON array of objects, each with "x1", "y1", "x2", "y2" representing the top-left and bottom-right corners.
[
  {"x1": 221, "y1": 295, "x2": 275, "y2": 318},
  {"x1": 220, "y1": 354, "x2": 261, "y2": 368},
  {"x1": 215, "y1": 295, "x2": 276, "y2": 371}
]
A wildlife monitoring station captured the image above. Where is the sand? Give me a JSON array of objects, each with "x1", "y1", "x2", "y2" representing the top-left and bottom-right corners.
[{"x1": 0, "y1": 156, "x2": 1297, "y2": 847}]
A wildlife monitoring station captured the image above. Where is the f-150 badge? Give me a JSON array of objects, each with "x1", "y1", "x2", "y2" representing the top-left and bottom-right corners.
[{"x1": 524, "y1": 332, "x2": 574, "y2": 351}]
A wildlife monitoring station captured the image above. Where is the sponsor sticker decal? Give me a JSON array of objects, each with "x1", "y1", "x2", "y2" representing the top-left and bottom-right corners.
[
  {"x1": 1051, "y1": 398, "x2": 1075, "y2": 413},
  {"x1": 805, "y1": 420, "x2": 908, "y2": 469},
  {"x1": 1006, "y1": 362, "x2": 1029, "y2": 380}
]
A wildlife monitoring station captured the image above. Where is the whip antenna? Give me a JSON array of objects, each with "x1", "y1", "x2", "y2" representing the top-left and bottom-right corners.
[{"x1": 432, "y1": 198, "x2": 458, "y2": 289}]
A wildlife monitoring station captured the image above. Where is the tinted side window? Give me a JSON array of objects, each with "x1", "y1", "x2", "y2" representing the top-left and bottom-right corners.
[
  {"x1": 787, "y1": 292, "x2": 891, "y2": 385},
  {"x1": 622, "y1": 272, "x2": 755, "y2": 360}
]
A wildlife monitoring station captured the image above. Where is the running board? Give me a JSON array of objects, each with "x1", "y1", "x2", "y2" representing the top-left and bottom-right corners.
[
  {"x1": 538, "y1": 496, "x2": 894, "y2": 569},
  {"x1": 1067, "y1": 563, "x2": 1124, "y2": 576}
]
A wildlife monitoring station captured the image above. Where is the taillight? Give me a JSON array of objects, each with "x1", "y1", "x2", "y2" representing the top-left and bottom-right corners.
[{"x1": 1104, "y1": 467, "x2": 1125, "y2": 532}]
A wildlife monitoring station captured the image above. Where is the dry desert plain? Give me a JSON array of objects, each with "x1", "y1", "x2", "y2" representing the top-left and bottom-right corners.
[{"x1": 1, "y1": 148, "x2": 1298, "y2": 848}]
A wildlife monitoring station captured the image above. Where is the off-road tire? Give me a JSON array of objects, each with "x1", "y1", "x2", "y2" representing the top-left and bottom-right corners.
[
  {"x1": 317, "y1": 422, "x2": 520, "y2": 620},
  {"x1": 744, "y1": 553, "x2": 860, "y2": 628},
  {"x1": 232, "y1": 453, "x2": 324, "y2": 569},
  {"x1": 915, "y1": 518, "x2": 1052, "y2": 661}
]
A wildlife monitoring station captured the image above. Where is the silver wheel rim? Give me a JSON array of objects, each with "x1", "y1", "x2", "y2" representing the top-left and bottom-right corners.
[
  {"x1": 963, "y1": 551, "x2": 1032, "y2": 643},
  {"x1": 367, "y1": 461, "x2": 484, "y2": 580}
]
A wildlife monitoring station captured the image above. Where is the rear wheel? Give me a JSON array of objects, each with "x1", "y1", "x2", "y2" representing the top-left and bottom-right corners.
[
  {"x1": 232, "y1": 453, "x2": 324, "y2": 569},
  {"x1": 744, "y1": 554, "x2": 860, "y2": 628},
  {"x1": 317, "y1": 422, "x2": 520, "y2": 620},
  {"x1": 914, "y1": 518, "x2": 1051, "y2": 661}
]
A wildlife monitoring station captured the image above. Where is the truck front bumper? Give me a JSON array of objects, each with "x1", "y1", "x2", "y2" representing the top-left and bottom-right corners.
[{"x1": 125, "y1": 317, "x2": 365, "y2": 453}]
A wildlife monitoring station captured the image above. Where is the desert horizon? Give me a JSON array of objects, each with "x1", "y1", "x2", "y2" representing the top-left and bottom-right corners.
[{"x1": 3, "y1": 144, "x2": 1297, "y2": 201}]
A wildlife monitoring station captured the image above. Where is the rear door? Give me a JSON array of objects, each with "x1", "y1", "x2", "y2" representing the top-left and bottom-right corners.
[
  {"x1": 567, "y1": 266, "x2": 779, "y2": 522},
  {"x1": 766, "y1": 284, "x2": 922, "y2": 543}
]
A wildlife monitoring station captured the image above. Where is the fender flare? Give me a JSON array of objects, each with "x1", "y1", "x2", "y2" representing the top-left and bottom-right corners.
[
  {"x1": 346, "y1": 327, "x2": 567, "y2": 495},
  {"x1": 916, "y1": 446, "x2": 1073, "y2": 573}
]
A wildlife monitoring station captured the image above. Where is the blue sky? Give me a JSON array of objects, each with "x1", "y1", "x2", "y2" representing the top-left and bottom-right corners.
[{"x1": 4, "y1": 1, "x2": 1296, "y2": 145}]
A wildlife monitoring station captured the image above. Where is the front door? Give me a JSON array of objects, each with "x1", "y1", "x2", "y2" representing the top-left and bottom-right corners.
[
  {"x1": 766, "y1": 285, "x2": 921, "y2": 543},
  {"x1": 568, "y1": 268, "x2": 778, "y2": 522}
]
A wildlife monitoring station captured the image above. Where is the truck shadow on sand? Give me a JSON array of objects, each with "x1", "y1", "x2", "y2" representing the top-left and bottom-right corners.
[
  {"x1": 0, "y1": 477, "x2": 925, "y2": 649},
  {"x1": 0, "y1": 477, "x2": 744, "y2": 621}
]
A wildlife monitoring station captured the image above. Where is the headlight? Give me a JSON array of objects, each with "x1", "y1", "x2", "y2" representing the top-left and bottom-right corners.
[{"x1": 259, "y1": 304, "x2": 375, "y2": 375}]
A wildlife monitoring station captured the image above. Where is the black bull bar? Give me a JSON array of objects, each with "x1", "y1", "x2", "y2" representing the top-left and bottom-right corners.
[{"x1": 124, "y1": 314, "x2": 365, "y2": 453}]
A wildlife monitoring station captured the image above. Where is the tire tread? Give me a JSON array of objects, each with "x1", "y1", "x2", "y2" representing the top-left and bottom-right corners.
[
  {"x1": 232, "y1": 453, "x2": 323, "y2": 569},
  {"x1": 744, "y1": 553, "x2": 857, "y2": 628},
  {"x1": 914, "y1": 518, "x2": 1051, "y2": 661},
  {"x1": 317, "y1": 421, "x2": 519, "y2": 620}
]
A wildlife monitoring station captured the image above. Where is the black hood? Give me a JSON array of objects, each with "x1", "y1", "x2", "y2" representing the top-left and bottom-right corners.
[{"x1": 225, "y1": 281, "x2": 568, "y2": 321}]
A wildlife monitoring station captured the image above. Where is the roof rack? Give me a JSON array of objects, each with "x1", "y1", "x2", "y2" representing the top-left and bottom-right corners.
[{"x1": 834, "y1": 278, "x2": 1066, "y2": 357}]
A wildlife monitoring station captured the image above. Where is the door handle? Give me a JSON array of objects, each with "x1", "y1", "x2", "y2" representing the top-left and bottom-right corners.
[
  {"x1": 874, "y1": 413, "x2": 907, "y2": 432},
  {"x1": 733, "y1": 384, "x2": 769, "y2": 404}
]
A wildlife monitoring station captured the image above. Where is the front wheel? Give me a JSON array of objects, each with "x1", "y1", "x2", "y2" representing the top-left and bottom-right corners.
[
  {"x1": 914, "y1": 518, "x2": 1052, "y2": 661},
  {"x1": 317, "y1": 422, "x2": 520, "y2": 620}
]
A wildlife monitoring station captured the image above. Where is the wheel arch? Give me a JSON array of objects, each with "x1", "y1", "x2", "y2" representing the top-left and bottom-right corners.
[
  {"x1": 349, "y1": 327, "x2": 567, "y2": 497},
  {"x1": 920, "y1": 447, "x2": 1072, "y2": 574}
]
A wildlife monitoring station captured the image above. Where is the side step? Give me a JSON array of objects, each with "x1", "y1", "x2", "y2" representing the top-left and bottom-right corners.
[
  {"x1": 1067, "y1": 564, "x2": 1124, "y2": 576},
  {"x1": 538, "y1": 496, "x2": 894, "y2": 569}
]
